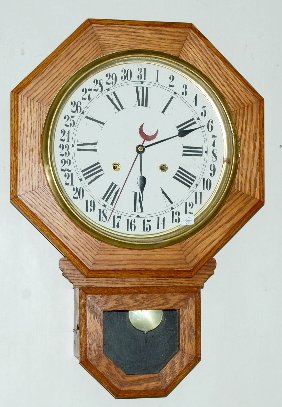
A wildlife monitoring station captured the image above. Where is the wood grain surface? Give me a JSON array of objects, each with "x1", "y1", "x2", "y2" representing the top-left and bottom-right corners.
[
  {"x1": 79, "y1": 285, "x2": 201, "y2": 398},
  {"x1": 11, "y1": 19, "x2": 264, "y2": 278},
  {"x1": 66, "y1": 257, "x2": 215, "y2": 396},
  {"x1": 10, "y1": 19, "x2": 264, "y2": 398},
  {"x1": 61, "y1": 257, "x2": 216, "y2": 286}
]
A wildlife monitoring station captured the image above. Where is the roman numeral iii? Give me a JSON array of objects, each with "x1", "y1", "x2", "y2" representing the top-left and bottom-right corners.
[
  {"x1": 173, "y1": 166, "x2": 196, "y2": 188},
  {"x1": 182, "y1": 146, "x2": 203, "y2": 156}
]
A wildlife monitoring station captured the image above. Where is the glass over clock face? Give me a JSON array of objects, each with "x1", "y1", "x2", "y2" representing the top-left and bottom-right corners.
[{"x1": 43, "y1": 50, "x2": 237, "y2": 249}]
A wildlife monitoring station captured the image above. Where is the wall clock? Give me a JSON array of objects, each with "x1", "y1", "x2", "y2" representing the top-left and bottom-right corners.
[
  {"x1": 11, "y1": 19, "x2": 264, "y2": 398},
  {"x1": 43, "y1": 50, "x2": 237, "y2": 248}
]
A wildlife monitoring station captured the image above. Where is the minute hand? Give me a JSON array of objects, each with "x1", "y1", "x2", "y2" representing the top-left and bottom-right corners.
[{"x1": 145, "y1": 126, "x2": 204, "y2": 149}]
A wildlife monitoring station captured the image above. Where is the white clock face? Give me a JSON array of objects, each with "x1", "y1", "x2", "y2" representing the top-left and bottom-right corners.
[{"x1": 44, "y1": 51, "x2": 237, "y2": 248}]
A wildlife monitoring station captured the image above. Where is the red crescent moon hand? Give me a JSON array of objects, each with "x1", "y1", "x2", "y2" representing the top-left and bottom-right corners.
[{"x1": 139, "y1": 123, "x2": 158, "y2": 141}]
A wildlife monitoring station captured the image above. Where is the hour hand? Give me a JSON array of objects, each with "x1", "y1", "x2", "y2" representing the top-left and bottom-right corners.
[
  {"x1": 137, "y1": 149, "x2": 146, "y2": 198},
  {"x1": 178, "y1": 126, "x2": 204, "y2": 137},
  {"x1": 138, "y1": 175, "x2": 146, "y2": 199},
  {"x1": 135, "y1": 172, "x2": 146, "y2": 212}
]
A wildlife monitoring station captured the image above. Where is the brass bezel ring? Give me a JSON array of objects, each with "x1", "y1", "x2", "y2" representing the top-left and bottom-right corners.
[{"x1": 42, "y1": 49, "x2": 239, "y2": 250}]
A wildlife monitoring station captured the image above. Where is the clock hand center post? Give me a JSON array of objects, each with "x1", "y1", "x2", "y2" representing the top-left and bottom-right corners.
[
  {"x1": 108, "y1": 124, "x2": 203, "y2": 221},
  {"x1": 136, "y1": 144, "x2": 146, "y2": 201},
  {"x1": 108, "y1": 123, "x2": 159, "y2": 221},
  {"x1": 108, "y1": 140, "x2": 145, "y2": 221}
]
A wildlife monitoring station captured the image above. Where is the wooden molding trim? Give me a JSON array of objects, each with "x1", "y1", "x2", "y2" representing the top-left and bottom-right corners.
[
  {"x1": 79, "y1": 286, "x2": 201, "y2": 398},
  {"x1": 61, "y1": 257, "x2": 216, "y2": 287},
  {"x1": 11, "y1": 19, "x2": 264, "y2": 278}
]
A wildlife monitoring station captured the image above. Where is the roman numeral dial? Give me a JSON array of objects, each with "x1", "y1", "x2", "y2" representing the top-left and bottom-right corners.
[{"x1": 51, "y1": 56, "x2": 229, "y2": 244}]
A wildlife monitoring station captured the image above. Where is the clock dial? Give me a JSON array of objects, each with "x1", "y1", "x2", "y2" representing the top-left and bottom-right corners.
[{"x1": 43, "y1": 51, "x2": 237, "y2": 248}]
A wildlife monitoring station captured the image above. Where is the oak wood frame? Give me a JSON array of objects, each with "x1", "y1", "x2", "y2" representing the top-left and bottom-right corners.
[
  {"x1": 10, "y1": 19, "x2": 264, "y2": 278},
  {"x1": 61, "y1": 257, "x2": 215, "y2": 398}
]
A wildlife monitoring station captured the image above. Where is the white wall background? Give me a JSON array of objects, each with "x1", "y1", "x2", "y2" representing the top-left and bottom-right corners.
[{"x1": 0, "y1": 1, "x2": 281, "y2": 406}]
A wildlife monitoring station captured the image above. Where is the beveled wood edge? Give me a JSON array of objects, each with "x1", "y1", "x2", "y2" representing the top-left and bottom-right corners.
[
  {"x1": 180, "y1": 25, "x2": 264, "y2": 103},
  {"x1": 10, "y1": 19, "x2": 264, "y2": 279},
  {"x1": 9, "y1": 193, "x2": 204, "y2": 279},
  {"x1": 10, "y1": 196, "x2": 92, "y2": 271},
  {"x1": 9, "y1": 19, "x2": 192, "y2": 207},
  {"x1": 88, "y1": 18, "x2": 263, "y2": 103},
  {"x1": 81, "y1": 289, "x2": 197, "y2": 302},
  {"x1": 10, "y1": 20, "x2": 100, "y2": 202},
  {"x1": 190, "y1": 193, "x2": 264, "y2": 271},
  {"x1": 11, "y1": 189, "x2": 262, "y2": 279},
  {"x1": 159, "y1": 292, "x2": 201, "y2": 396},
  {"x1": 89, "y1": 18, "x2": 195, "y2": 29},
  {"x1": 259, "y1": 98, "x2": 265, "y2": 202},
  {"x1": 9, "y1": 19, "x2": 192, "y2": 99},
  {"x1": 80, "y1": 358, "x2": 175, "y2": 398},
  {"x1": 253, "y1": 97, "x2": 264, "y2": 202},
  {"x1": 10, "y1": 20, "x2": 93, "y2": 95},
  {"x1": 61, "y1": 257, "x2": 216, "y2": 287},
  {"x1": 79, "y1": 288, "x2": 201, "y2": 398},
  {"x1": 11, "y1": 91, "x2": 263, "y2": 279},
  {"x1": 11, "y1": 182, "x2": 262, "y2": 280},
  {"x1": 10, "y1": 88, "x2": 19, "y2": 200},
  {"x1": 79, "y1": 290, "x2": 164, "y2": 397},
  {"x1": 231, "y1": 98, "x2": 264, "y2": 202}
]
